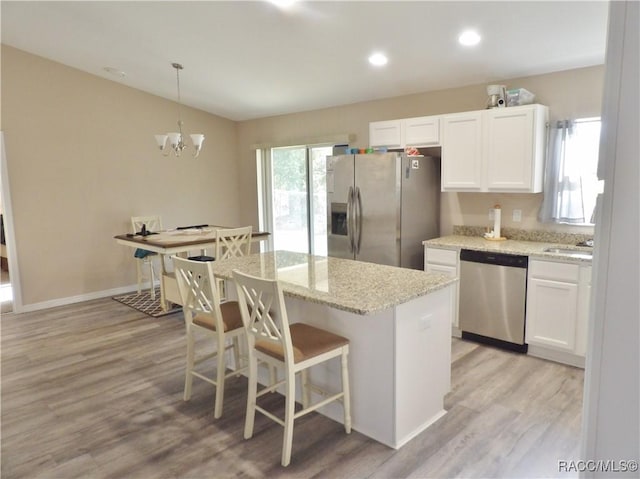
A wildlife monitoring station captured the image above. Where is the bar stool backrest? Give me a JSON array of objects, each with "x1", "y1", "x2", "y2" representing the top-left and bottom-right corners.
[
  {"x1": 215, "y1": 226, "x2": 252, "y2": 261},
  {"x1": 233, "y1": 270, "x2": 295, "y2": 365},
  {"x1": 173, "y1": 257, "x2": 223, "y2": 327}
]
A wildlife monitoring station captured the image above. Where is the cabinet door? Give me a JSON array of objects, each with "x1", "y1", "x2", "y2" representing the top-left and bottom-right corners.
[
  {"x1": 485, "y1": 105, "x2": 545, "y2": 192},
  {"x1": 441, "y1": 112, "x2": 483, "y2": 191},
  {"x1": 427, "y1": 262, "x2": 459, "y2": 329},
  {"x1": 425, "y1": 247, "x2": 458, "y2": 266},
  {"x1": 425, "y1": 247, "x2": 459, "y2": 330},
  {"x1": 369, "y1": 120, "x2": 402, "y2": 148},
  {"x1": 526, "y1": 277, "x2": 579, "y2": 351},
  {"x1": 404, "y1": 116, "x2": 440, "y2": 146},
  {"x1": 575, "y1": 266, "x2": 592, "y2": 357}
]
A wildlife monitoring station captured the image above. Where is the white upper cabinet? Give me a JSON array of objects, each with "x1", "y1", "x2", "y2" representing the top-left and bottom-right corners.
[
  {"x1": 485, "y1": 105, "x2": 547, "y2": 191},
  {"x1": 369, "y1": 120, "x2": 402, "y2": 148},
  {"x1": 441, "y1": 104, "x2": 548, "y2": 193},
  {"x1": 441, "y1": 111, "x2": 484, "y2": 191},
  {"x1": 369, "y1": 115, "x2": 441, "y2": 148},
  {"x1": 403, "y1": 115, "x2": 441, "y2": 146}
]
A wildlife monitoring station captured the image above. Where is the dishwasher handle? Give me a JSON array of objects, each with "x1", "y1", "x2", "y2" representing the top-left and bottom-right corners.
[{"x1": 460, "y1": 249, "x2": 528, "y2": 268}]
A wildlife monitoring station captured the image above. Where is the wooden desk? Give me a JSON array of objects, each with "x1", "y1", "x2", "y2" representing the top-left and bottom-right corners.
[{"x1": 114, "y1": 226, "x2": 269, "y2": 310}]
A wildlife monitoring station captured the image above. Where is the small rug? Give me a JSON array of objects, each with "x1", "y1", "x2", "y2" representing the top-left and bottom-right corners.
[{"x1": 113, "y1": 288, "x2": 182, "y2": 318}]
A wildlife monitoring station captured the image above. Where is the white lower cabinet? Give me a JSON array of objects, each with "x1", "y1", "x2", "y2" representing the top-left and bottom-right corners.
[
  {"x1": 424, "y1": 246, "x2": 460, "y2": 336},
  {"x1": 525, "y1": 259, "x2": 591, "y2": 367},
  {"x1": 526, "y1": 276, "x2": 579, "y2": 351}
]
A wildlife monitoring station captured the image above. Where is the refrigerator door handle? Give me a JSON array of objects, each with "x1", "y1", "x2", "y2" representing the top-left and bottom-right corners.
[
  {"x1": 347, "y1": 186, "x2": 355, "y2": 253},
  {"x1": 355, "y1": 186, "x2": 363, "y2": 254}
]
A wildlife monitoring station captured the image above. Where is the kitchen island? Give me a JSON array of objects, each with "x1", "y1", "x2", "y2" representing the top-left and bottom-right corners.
[{"x1": 210, "y1": 251, "x2": 457, "y2": 449}]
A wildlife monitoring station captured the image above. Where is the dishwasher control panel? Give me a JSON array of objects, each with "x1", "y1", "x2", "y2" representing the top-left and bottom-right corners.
[{"x1": 460, "y1": 249, "x2": 528, "y2": 268}]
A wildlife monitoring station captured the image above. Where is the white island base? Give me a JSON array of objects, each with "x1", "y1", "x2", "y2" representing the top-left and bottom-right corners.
[
  {"x1": 212, "y1": 251, "x2": 455, "y2": 449},
  {"x1": 266, "y1": 285, "x2": 453, "y2": 449}
]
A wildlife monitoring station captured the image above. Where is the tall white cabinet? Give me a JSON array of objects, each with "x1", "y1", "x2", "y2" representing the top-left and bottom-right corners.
[{"x1": 441, "y1": 104, "x2": 548, "y2": 193}]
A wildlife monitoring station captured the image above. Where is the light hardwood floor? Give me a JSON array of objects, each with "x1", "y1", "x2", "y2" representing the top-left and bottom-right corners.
[{"x1": 1, "y1": 298, "x2": 584, "y2": 478}]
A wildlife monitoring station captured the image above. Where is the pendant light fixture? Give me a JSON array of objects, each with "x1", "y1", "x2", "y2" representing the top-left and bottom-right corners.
[{"x1": 154, "y1": 63, "x2": 205, "y2": 158}]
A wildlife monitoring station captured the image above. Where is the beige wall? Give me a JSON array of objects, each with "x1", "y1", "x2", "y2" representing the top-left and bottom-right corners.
[
  {"x1": 1, "y1": 46, "x2": 242, "y2": 306},
  {"x1": 1, "y1": 43, "x2": 605, "y2": 308},
  {"x1": 236, "y1": 65, "x2": 604, "y2": 235}
]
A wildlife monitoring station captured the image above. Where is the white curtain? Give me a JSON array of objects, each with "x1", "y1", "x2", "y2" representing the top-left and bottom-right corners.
[{"x1": 538, "y1": 120, "x2": 586, "y2": 223}]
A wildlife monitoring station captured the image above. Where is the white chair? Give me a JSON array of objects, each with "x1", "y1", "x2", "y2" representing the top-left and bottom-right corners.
[
  {"x1": 214, "y1": 226, "x2": 252, "y2": 299},
  {"x1": 173, "y1": 256, "x2": 246, "y2": 419},
  {"x1": 215, "y1": 226, "x2": 253, "y2": 260},
  {"x1": 131, "y1": 215, "x2": 162, "y2": 299},
  {"x1": 233, "y1": 270, "x2": 351, "y2": 467}
]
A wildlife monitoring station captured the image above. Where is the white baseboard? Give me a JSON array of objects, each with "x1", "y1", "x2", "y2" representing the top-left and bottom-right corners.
[
  {"x1": 17, "y1": 282, "x2": 158, "y2": 313},
  {"x1": 527, "y1": 345, "x2": 586, "y2": 368}
]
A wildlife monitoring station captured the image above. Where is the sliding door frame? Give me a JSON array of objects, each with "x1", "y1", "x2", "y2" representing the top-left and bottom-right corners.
[{"x1": 0, "y1": 132, "x2": 24, "y2": 312}]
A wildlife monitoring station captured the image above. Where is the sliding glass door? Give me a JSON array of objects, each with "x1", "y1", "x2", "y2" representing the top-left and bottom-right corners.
[{"x1": 262, "y1": 145, "x2": 332, "y2": 255}]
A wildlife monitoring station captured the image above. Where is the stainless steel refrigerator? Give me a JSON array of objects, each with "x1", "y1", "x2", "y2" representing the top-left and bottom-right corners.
[{"x1": 326, "y1": 153, "x2": 440, "y2": 270}]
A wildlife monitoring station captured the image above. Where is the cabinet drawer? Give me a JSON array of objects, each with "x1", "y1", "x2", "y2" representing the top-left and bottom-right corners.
[
  {"x1": 529, "y1": 259, "x2": 580, "y2": 282},
  {"x1": 426, "y1": 247, "x2": 458, "y2": 266},
  {"x1": 426, "y1": 263, "x2": 457, "y2": 277}
]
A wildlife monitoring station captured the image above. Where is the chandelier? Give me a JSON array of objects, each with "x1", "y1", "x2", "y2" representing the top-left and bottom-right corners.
[{"x1": 154, "y1": 63, "x2": 205, "y2": 158}]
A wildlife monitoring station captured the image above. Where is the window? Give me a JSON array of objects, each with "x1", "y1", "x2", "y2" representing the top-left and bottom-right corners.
[
  {"x1": 257, "y1": 144, "x2": 334, "y2": 255},
  {"x1": 539, "y1": 118, "x2": 603, "y2": 225}
]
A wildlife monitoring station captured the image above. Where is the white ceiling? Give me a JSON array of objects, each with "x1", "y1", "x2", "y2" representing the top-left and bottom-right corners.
[{"x1": 1, "y1": 1, "x2": 609, "y2": 121}]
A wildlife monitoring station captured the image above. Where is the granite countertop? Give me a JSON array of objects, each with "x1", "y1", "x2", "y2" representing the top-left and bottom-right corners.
[
  {"x1": 423, "y1": 235, "x2": 593, "y2": 264},
  {"x1": 209, "y1": 251, "x2": 457, "y2": 315}
]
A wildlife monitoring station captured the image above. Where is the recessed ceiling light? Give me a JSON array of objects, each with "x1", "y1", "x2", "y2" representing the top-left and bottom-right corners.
[
  {"x1": 458, "y1": 30, "x2": 481, "y2": 46},
  {"x1": 268, "y1": 0, "x2": 297, "y2": 8},
  {"x1": 369, "y1": 52, "x2": 388, "y2": 67}
]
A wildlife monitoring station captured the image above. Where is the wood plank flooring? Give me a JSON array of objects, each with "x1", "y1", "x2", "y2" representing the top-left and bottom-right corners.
[{"x1": 1, "y1": 298, "x2": 584, "y2": 478}]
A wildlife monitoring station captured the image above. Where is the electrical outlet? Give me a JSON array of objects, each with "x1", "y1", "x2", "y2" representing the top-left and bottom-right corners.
[
  {"x1": 419, "y1": 315, "x2": 432, "y2": 331},
  {"x1": 513, "y1": 209, "x2": 522, "y2": 222}
]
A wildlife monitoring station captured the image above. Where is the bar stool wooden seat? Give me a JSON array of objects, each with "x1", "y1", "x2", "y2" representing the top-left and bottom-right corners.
[
  {"x1": 232, "y1": 270, "x2": 352, "y2": 467},
  {"x1": 173, "y1": 257, "x2": 246, "y2": 419}
]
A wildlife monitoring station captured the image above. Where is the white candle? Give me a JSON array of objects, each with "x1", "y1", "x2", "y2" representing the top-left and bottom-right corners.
[{"x1": 493, "y1": 205, "x2": 502, "y2": 239}]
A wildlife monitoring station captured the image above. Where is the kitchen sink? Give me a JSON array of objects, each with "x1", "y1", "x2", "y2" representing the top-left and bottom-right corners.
[{"x1": 543, "y1": 247, "x2": 593, "y2": 259}]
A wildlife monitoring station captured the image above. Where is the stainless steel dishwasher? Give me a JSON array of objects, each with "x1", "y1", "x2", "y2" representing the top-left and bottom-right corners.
[{"x1": 459, "y1": 249, "x2": 528, "y2": 353}]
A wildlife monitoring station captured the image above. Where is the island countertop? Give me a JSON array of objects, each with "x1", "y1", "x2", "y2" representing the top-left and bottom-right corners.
[{"x1": 209, "y1": 251, "x2": 457, "y2": 315}]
